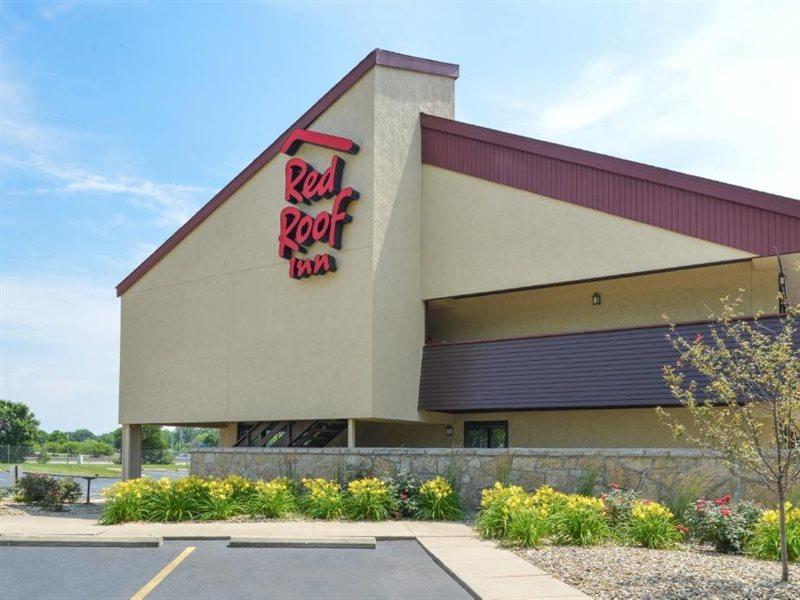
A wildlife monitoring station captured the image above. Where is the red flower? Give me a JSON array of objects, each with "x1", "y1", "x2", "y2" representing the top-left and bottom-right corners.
[
  {"x1": 675, "y1": 524, "x2": 689, "y2": 535},
  {"x1": 721, "y1": 508, "x2": 731, "y2": 517},
  {"x1": 714, "y1": 495, "x2": 731, "y2": 506},
  {"x1": 694, "y1": 333, "x2": 704, "y2": 343}
]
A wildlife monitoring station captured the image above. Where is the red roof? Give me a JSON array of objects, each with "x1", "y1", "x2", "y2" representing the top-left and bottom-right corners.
[{"x1": 421, "y1": 114, "x2": 800, "y2": 255}]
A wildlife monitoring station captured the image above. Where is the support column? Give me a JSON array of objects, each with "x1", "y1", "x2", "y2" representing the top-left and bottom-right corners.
[
  {"x1": 347, "y1": 419, "x2": 356, "y2": 449},
  {"x1": 121, "y1": 424, "x2": 142, "y2": 480},
  {"x1": 219, "y1": 423, "x2": 238, "y2": 447}
]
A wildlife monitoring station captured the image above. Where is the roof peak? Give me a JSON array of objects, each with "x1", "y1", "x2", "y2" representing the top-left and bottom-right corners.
[{"x1": 116, "y1": 50, "x2": 458, "y2": 296}]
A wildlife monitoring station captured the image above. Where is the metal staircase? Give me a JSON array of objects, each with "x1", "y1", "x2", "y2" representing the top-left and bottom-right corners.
[{"x1": 234, "y1": 420, "x2": 347, "y2": 448}]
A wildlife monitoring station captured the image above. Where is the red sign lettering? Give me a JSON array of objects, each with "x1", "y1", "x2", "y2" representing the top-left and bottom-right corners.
[{"x1": 277, "y1": 129, "x2": 360, "y2": 279}]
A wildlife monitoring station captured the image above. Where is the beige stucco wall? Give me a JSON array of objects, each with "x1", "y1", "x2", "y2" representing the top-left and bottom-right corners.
[
  {"x1": 370, "y1": 67, "x2": 455, "y2": 422},
  {"x1": 339, "y1": 408, "x2": 699, "y2": 449},
  {"x1": 427, "y1": 258, "x2": 781, "y2": 343},
  {"x1": 120, "y1": 65, "x2": 456, "y2": 426},
  {"x1": 355, "y1": 419, "x2": 453, "y2": 447},
  {"x1": 450, "y1": 409, "x2": 696, "y2": 448},
  {"x1": 421, "y1": 166, "x2": 754, "y2": 300}
]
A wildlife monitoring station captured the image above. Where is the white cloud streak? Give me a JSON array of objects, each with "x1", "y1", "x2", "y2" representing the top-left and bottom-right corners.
[
  {"x1": 2, "y1": 74, "x2": 213, "y2": 228},
  {"x1": 497, "y1": 4, "x2": 800, "y2": 199}
]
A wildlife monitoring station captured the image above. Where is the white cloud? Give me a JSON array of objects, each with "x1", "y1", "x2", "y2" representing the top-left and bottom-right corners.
[
  {"x1": 38, "y1": 1, "x2": 82, "y2": 21},
  {"x1": 1, "y1": 275, "x2": 120, "y2": 432},
  {"x1": 1, "y1": 73, "x2": 213, "y2": 227},
  {"x1": 496, "y1": 4, "x2": 800, "y2": 199}
]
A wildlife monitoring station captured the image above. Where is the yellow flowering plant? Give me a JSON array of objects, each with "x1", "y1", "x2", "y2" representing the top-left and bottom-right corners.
[
  {"x1": 748, "y1": 502, "x2": 800, "y2": 562},
  {"x1": 345, "y1": 477, "x2": 396, "y2": 521},
  {"x1": 476, "y1": 482, "x2": 534, "y2": 539},
  {"x1": 625, "y1": 500, "x2": 683, "y2": 549},
  {"x1": 300, "y1": 478, "x2": 344, "y2": 519},
  {"x1": 247, "y1": 478, "x2": 297, "y2": 518},
  {"x1": 548, "y1": 493, "x2": 609, "y2": 546},
  {"x1": 416, "y1": 476, "x2": 462, "y2": 521},
  {"x1": 100, "y1": 478, "x2": 158, "y2": 524}
]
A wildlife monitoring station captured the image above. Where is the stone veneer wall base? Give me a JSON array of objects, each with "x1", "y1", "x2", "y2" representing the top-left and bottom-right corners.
[{"x1": 190, "y1": 447, "x2": 765, "y2": 508}]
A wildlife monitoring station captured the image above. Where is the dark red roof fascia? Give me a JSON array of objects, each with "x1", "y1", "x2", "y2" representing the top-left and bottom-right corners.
[
  {"x1": 116, "y1": 50, "x2": 459, "y2": 296},
  {"x1": 421, "y1": 114, "x2": 800, "y2": 219}
]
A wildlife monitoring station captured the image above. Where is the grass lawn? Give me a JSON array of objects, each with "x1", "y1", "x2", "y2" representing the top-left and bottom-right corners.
[{"x1": 1, "y1": 462, "x2": 188, "y2": 477}]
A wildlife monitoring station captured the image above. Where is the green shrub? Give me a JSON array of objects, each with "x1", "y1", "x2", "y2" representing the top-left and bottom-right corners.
[
  {"x1": 12, "y1": 473, "x2": 81, "y2": 511},
  {"x1": 247, "y1": 478, "x2": 297, "y2": 518},
  {"x1": 384, "y1": 472, "x2": 420, "y2": 518},
  {"x1": 685, "y1": 495, "x2": 762, "y2": 554},
  {"x1": 747, "y1": 503, "x2": 800, "y2": 562},
  {"x1": 601, "y1": 484, "x2": 639, "y2": 529},
  {"x1": 548, "y1": 494, "x2": 609, "y2": 546},
  {"x1": 300, "y1": 478, "x2": 345, "y2": 519},
  {"x1": 625, "y1": 500, "x2": 683, "y2": 549},
  {"x1": 415, "y1": 476, "x2": 462, "y2": 521},
  {"x1": 345, "y1": 477, "x2": 396, "y2": 521}
]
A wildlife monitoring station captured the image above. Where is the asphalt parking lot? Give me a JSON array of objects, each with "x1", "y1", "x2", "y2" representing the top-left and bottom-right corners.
[{"x1": 0, "y1": 539, "x2": 472, "y2": 600}]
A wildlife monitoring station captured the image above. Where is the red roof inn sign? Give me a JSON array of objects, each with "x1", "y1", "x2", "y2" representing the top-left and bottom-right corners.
[{"x1": 277, "y1": 129, "x2": 360, "y2": 279}]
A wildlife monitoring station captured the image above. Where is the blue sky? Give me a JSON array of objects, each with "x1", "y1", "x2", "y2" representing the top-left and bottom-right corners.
[{"x1": 2, "y1": 1, "x2": 799, "y2": 433}]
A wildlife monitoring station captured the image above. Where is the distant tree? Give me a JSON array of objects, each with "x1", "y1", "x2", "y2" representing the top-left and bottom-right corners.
[
  {"x1": 62, "y1": 441, "x2": 81, "y2": 456},
  {"x1": 142, "y1": 425, "x2": 172, "y2": 464},
  {"x1": 96, "y1": 432, "x2": 115, "y2": 447},
  {"x1": 0, "y1": 400, "x2": 40, "y2": 462},
  {"x1": 107, "y1": 425, "x2": 173, "y2": 464},
  {"x1": 47, "y1": 430, "x2": 68, "y2": 444},
  {"x1": 77, "y1": 440, "x2": 114, "y2": 457},
  {"x1": 660, "y1": 295, "x2": 800, "y2": 582},
  {"x1": 194, "y1": 429, "x2": 220, "y2": 447},
  {"x1": 68, "y1": 428, "x2": 96, "y2": 442},
  {"x1": 110, "y1": 427, "x2": 122, "y2": 450}
]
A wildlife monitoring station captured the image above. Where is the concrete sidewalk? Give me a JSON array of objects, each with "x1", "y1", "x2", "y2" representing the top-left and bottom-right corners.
[{"x1": 0, "y1": 514, "x2": 588, "y2": 599}]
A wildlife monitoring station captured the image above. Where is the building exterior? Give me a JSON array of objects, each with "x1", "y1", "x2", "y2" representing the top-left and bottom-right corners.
[{"x1": 117, "y1": 50, "x2": 800, "y2": 479}]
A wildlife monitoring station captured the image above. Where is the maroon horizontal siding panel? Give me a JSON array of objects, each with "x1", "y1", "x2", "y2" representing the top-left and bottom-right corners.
[
  {"x1": 418, "y1": 317, "x2": 786, "y2": 412},
  {"x1": 421, "y1": 115, "x2": 800, "y2": 256}
]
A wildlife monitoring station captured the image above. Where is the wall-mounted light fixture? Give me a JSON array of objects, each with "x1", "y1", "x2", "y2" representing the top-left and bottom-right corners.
[
  {"x1": 592, "y1": 292, "x2": 602, "y2": 306},
  {"x1": 445, "y1": 425, "x2": 454, "y2": 437}
]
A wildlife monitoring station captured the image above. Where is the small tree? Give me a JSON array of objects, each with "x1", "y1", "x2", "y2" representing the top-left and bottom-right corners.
[
  {"x1": 659, "y1": 295, "x2": 800, "y2": 582},
  {"x1": 0, "y1": 400, "x2": 41, "y2": 462}
]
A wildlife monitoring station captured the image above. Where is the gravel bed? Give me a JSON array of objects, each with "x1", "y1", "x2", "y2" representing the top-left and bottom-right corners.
[
  {"x1": 0, "y1": 499, "x2": 103, "y2": 517},
  {"x1": 518, "y1": 544, "x2": 800, "y2": 599}
]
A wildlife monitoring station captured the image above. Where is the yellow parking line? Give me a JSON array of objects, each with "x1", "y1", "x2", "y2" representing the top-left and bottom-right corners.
[{"x1": 131, "y1": 546, "x2": 195, "y2": 600}]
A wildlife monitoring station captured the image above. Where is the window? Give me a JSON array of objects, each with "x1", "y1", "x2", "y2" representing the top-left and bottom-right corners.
[{"x1": 464, "y1": 421, "x2": 508, "y2": 448}]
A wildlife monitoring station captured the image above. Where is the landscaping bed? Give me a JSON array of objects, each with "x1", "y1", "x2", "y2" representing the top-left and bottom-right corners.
[{"x1": 518, "y1": 545, "x2": 800, "y2": 599}]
